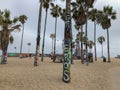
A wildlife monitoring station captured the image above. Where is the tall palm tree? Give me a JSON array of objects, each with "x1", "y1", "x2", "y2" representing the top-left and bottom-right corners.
[
  {"x1": 84, "y1": 0, "x2": 95, "y2": 64},
  {"x1": 88, "y1": 8, "x2": 98, "y2": 61},
  {"x1": 50, "y1": 3, "x2": 60, "y2": 62},
  {"x1": 19, "y1": 15, "x2": 28, "y2": 58},
  {"x1": 101, "y1": 5, "x2": 116, "y2": 62},
  {"x1": 98, "y1": 36, "x2": 105, "y2": 57},
  {"x1": 41, "y1": 0, "x2": 51, "y2": 62},
  {"x1": 0, "y1": 9, "x2": 21, "y2": 64},
  {"x1": 50, "y1": 34, "x2": 55, "y2": 53},
  {"x1": 34, "y1": 0, "x2": 43, "y2": 66},
  {"x1": 71, "y1": 1, "x2": 86, "y2": 64}
]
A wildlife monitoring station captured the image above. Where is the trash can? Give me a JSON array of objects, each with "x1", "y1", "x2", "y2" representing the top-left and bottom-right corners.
[{"x1": 102, "y1": 56, "x2": 106, "y2": 62}]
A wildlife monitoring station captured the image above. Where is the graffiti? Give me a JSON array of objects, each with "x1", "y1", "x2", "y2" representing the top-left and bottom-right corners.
[{"x1": 63, "y1": 14, "x2": 71, "y2": 83}]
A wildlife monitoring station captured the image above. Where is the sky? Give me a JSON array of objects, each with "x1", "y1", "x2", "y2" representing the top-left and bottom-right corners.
[{"x1": 0, "y1": 0, "x2": 120, "y2": 57}]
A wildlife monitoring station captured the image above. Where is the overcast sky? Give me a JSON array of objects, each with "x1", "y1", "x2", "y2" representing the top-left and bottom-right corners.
[{"x1": 0, "y1": 0, "x2": 120, "y2": 57}]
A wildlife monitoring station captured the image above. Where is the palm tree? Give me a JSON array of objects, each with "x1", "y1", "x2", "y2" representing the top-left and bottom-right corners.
[
  {"x1": 19, "y1": 15, "x2": 28, "y2": 58},
  {"x1": 50, "y1": 3, "x2": 60, "y2": 62},
  {"x1": 98, "y1": 36, "x2": 105, "y2": 57},
  {"x1": 34, "y1": 0, "x2": 43, "y2": 66},
  {"x1": 88, "y1": 8, "x2": 98, "y2": 61},
  {"x1": 0, "y1": 9, "x2": 21, "y2": 64},
  {"x1": 87, "y1": 40, "x2": 94, "y2": 53},
  {"x1": 101, "y1": 5, "x2": 116, "y2": 62},
  {"x1": 41, "y1": 0, "x2": 51, "y2": 62},
  {"x1": 71, "y1": 1, "x2": 87, "y2": 64},
  {"x1": 50, "y1": 34, "x2": 55, "y2": 53},
  {"x1": 59, "y1": 8, "x2": 66, "y2": 22},
  {"x1": 84, "y1": 0, "x2": 95, "y2": 64}
]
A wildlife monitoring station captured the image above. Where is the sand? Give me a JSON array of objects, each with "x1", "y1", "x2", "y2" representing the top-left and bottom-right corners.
[{"x1": 0, "y1": 57, "x2": 120, "y2": 90}]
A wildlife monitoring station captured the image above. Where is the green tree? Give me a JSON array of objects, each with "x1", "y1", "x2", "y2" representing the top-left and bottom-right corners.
[
  {"x1": 101, "y1": 5, "x2": 116, "y2": 62},
  {"x1": 0, "y1": 9, "x2": 21, "y2": 64},
  {"x1": 19, "y1": 15, "x2": 28, "y2": 58},
  {"x1": 98, "y1": 36, "x2": 105, "y2": 57}
]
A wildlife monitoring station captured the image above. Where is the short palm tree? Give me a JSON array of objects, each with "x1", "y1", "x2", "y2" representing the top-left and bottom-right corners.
[
  {"x1": 87, "y1": 40, "x2": 94, "y2": 53},
  {"x1": 0, "y1": 9, "x2": 21, "y2": 64},
  {"x1": 50, "y1": 34, "x2": 55, "y2": 53},
  {"x1": 19, "y1": 15, "x2": 28, "y2": 58},
  {"x1": 98, "y1": 36, "x2": 105, "y2": 57},
  {"x1": 101, "y1": 5, "x2": 116, "y2": 62}
]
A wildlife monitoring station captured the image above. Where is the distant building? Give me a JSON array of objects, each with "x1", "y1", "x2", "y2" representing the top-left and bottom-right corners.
[{"x1": 115, "y1": 55, "x2": 120, "y2": 58}]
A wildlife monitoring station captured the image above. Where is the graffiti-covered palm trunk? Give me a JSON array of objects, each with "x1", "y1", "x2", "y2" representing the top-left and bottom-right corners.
[
  {"x1": 34, "y1": 0, "x2": 43, "y2": 66},
  {"x1": 53, "y1": 17, "x2": 57, "y2": 62},
  {"x1": 107, "y1": 29, "x2": 110, "y2": 62},
  {"x1": 41, "y1": 10, "x2": 48, "y2": 62},
  {"x1": 1, "y1": 50, "x2": 8, "y2": 64},
  {"x1": 63, "y1": 0, "x2": 71, "y2": 83},
  {"x1": 1, "y1": 30, "x2": 9, "y2": 64}
]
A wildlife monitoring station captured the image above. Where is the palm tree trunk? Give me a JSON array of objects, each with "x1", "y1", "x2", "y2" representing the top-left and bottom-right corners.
[
  {"x1": 94, "y1": 21, "x2": 97, "y2": 61},
  {"x1": 85, "y1": 18, "x2": 89, "y2": 65},
  {"x1": 102, "y1": 44, "x2": 103, "y2": 57},
  {"x1": 41, "y1": 10, "x2": 48, "y2": 62},
  {"x1": 20, "y1": 24, "x2": 24, "y2": 58},
  {"x1": 52, "y1": 38, "x2": 53, "y2": 53},
  {"x1": 70, "y1": 16, "x2": 73, "y2": 64},
  {"x1": 63, "y1": 0, "x2": 71, "y2": 83},
  {"x1": 34, "y1": 0, "x2": 43, "y2": 66},
  {"x1": 53, "y1": 17, "x2": 57, "y2": 62},
  {"x1": 107, "y1": 29, "x2": 110, "y2": 62},
  {"x1": 81, "y1": 25, "x2": 84, "y2": 64},
  {"x1": 1, "y1": 50, "x2": 7, "y2": 64}
]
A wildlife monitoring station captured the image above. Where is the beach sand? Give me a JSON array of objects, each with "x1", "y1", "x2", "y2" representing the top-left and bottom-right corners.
[{"x1": 0, "y1": 57, "x2": 120, "y2": 90}]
